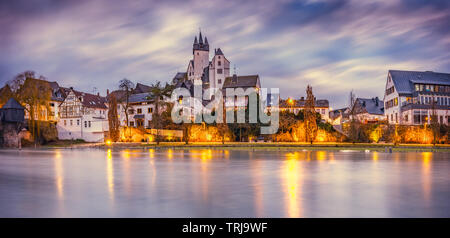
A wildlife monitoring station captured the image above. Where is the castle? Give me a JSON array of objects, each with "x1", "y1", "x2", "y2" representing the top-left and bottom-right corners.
[{"x1": 173, "y1": 31, "x2": 231, "y2": 91}]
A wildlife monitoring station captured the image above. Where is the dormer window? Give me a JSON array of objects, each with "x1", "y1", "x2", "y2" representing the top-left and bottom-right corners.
[{"x1": 218, "y1": 61, "x2": 221, "y2": 66}]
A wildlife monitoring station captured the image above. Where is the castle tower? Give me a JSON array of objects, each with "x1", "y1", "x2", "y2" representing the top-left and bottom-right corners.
[{"x1": 192, "y1": 31, "x2": 209, "y2": 81}]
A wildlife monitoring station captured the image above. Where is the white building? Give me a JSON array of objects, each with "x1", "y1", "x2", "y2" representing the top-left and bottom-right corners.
[
  {"x1": 384, "y1": 70, "x2": 450, "y2": 125},
  {"x1": 57, "y1": 88, "x2": 109, "y2": 142},
  {"x1": 119, "y1": 92, "x2": 155, "y2": 128}
]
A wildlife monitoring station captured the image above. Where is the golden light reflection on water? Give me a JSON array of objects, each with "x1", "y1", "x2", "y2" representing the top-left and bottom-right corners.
[
  {"x1": 167, "y1": 149, "x2": 173, "y2": 159},
  {"x1": 282, "y1": 153, "x2": 302, "y2": 218},
  {"x1": 422, "y1": 152, "x2": 432, "y2": 205},
  {"x1": 372, "y1": 151, "x2": 379, "y2": 161},
  {"x1": 149, "y1": 149, "x2": 156, "y2": 186},
  {"x1": 106, "y1": 149, "x2": 114, "y2": 202},
  {"x1": 200, "y1": 149, "x2": 211, "y2": 201},
  {"x1": 316, "y1": 151, "x2": 326, "y2": 161},
  {"x1": 54, "y1": 150, "x2": 64, "y2": 200}
]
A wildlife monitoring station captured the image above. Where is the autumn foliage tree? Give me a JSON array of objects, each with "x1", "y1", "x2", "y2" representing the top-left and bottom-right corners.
[{"x1": 9, "y1": 71, "x2": 52, "y2": 145}]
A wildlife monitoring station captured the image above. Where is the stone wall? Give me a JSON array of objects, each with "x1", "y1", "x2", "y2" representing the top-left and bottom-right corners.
[{"x1": 0, "y1": 122, "x2": 20, "y2": 148}]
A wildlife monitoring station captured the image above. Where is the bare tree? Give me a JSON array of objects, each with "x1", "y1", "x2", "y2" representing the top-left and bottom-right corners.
[{"x1": 119, "y1": 78, "x2": 135, "y2": 138}]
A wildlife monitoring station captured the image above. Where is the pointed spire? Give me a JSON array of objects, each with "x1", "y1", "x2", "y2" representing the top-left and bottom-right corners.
[
  {"x1": 199, "y1": 31, "x2": 203, "y2": 44},
  {"x1": 194, "y1": 36, "x2": 198, "y2": 44},
  {"x1": 204, "y1": 37, "x2": 208, "y2": 45}
]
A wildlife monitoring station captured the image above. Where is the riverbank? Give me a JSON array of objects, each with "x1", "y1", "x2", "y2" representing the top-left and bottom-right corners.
[{"x1": 24, "y1": 141, "x2": 450, "y2": 152}]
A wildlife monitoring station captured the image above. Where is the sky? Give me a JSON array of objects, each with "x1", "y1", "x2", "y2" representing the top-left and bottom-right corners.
[{"x1": 0, "y1": 0, "x2": 449, "y2": 109}]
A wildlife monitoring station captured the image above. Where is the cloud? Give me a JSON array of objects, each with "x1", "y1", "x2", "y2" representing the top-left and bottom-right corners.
[{"x1": 0, "y1": 0, "x2": 449, "y2": 109}]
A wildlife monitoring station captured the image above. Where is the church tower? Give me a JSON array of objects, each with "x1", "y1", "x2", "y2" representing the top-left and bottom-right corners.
[{"x1": 192, "y1": 31, "x2": 209, "y2": 81}]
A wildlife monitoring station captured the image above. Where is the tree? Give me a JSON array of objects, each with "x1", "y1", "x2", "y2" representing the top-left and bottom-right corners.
[
  {"x1": 430, "y1": 95, "x2": 439, "y2": 145},
  {"x1": 147, "y1": 81, "x2": 174, "y2": 144},
  {"x1": 304, "y1": 85, "x2": 317, "y2": 143},
  {"x1": 0, "y1": 84, "x2": 14, "y2": 107},
  {"x1": 10, "y1": 71, "x2": 52, "y2": 146},
  {"x1": 107, "y1": 94, "x2": 120, "y2": 142},
  {"x1": 348, "y1": 90, "x2": 360, "y2": 143},
  {"x1": 119, "y1": 78, "x2": 135, "y2": 139},
  {"x1": 119, "y1": 78, "x2": 135, "y2": 127}
]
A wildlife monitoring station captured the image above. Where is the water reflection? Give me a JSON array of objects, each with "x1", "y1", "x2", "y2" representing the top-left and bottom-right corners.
[
  {"x1": 283, "y1": 153, "x2": 302, "y2": 218},
  {"x1": 422, "y1": 152, "x2": 432, "y2": 205},
  {"x1": 106, "y1": 149, "x2": 114, "y2": 202},
  {"x1": 0, "y1": 149, "x2": 449, "y2": 218},
  {"x1": 54, "y1": 151, "x2": 64, "y2": 200}
]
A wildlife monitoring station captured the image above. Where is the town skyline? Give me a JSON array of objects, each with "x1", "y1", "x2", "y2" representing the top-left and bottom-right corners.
[{"x1": 1, "y1": 0, "x2": 449, "y2": 109}]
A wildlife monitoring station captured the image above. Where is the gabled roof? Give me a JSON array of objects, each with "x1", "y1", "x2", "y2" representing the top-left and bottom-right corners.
[
  {"x1": 215, "y1": 48, "x2": 224, "y2": 55},
  {"x1": 134, "y1": 83, "x2": 152, "y2": 94},
  {"x1": 128, "y1": 92, "x2": 153, "y2": 103},
  {"x1": 172, "y1": 72, "x2": 187, "y2": 85},
  {"x1": 223, "y1": 75, "x2": 260, "y2": 89},
  {"x1": 1, "y1": 98, "x2": 24, "y2": 109},
  {"x1": 69, "y1": 89, "x2": 107, "y2": 109},
  {"x1": 355, "y1": 97, "x2": 384, "y2": 115},
  {"x1": 389, "y1": 70, "x2": 450, "y2": 95}
]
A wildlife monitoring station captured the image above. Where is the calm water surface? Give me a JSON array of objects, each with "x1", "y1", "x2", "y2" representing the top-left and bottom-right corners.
[{"x1": 0, "y1": 148, "x2": 449, "y2": 217}]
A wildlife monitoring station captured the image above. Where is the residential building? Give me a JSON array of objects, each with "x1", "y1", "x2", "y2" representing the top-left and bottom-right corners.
[
  {"x1": 384, "y1": 70, "x2": 450, "y2": 125},
  {"x1": 279, "y1": 97, "x2": 330, "y2": 122},
  {"x1": 57, "y1": 88, "x2": 109, "y2": 142},
  {"x1": 352, "y1": 97, "x2": 385, "y2": 123}
]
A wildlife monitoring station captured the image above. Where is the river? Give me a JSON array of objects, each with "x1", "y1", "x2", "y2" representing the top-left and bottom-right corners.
[{"x1": 0, "y1": 148, "x2": 448, "y2": 217}]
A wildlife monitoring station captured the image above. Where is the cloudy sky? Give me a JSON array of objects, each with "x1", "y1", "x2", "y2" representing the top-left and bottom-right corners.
[{"x1": 1, "y1": 0, "x2": 449, "y2": 108}]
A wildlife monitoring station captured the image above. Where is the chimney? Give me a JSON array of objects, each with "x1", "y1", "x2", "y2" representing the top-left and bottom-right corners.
[{"x1": 97, "y1": 92, "x2": 100, "y2": 96}]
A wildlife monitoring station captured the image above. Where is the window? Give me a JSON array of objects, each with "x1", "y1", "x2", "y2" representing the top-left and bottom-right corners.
[
  {"x1": 394, "y1": 97, "x2": 398, "y2": 106},
  {"x1": 50, "y1": 103, "x2": 55, "y2": 107},
  {"x1": 130, "y1": 121, "x2": 134, "y2": 127},
  {"x1": 218, "y1": 61, "x2": 221, "y2": 66},
  {"x1": 84, "y1": 121, "x2": 87, "y2": 128},
  {"x1": 77, "y1": 120, "x2": 80, "y2": 125},
  {"x1": 64, "y1": 120, "x2": 67, "y2": 126},
  {"x1": 148, "y1": 107, "x2": 153, "y2": 113},
  {"x1": 321, "y1": 109, "x2": 325, "y2": 114},
  {"x1": 405, "y1": 114, "x2": 408, "y2": 122},
  {"x1": 137, "y1": 120, "x2": 143, "y2": 127},
  {"x1": 70, "y1": 120, "x2": 73, "y2": 126},
  {"x1": 395, "y1": 113, "x2": 398, "y2": 123},
  {"x1": 148, "y1": 120, "x2": 151, "y2": 127},
  {"x1": 217, "y1": 69, "x2": 223, "y2": 74},
  {"x1": 440, "y1": 116, "x2": 443, "y2": 124},
  {"x1": 137, "y1": 108, "x2": 142, "y2": 114},
  {"x1": 88, "y1": 121, "x2": 91, "y2": 127},
  {"x1": 128, "y1": 109, "x2": 134, "y2": 114},
  {"x1": 386, "y1": 86, "x2": 395, "y2": 95},
  {"x1": 414, "y1": 111, "x2": 420, "y2": 124},
  {"x1": 391, "y1": 114, "x2": 393, "y2": 121},
  {"x1": 415, "y1": 84, "x2": 420, "y2": 91},
  {"x1": 218, "y1": 79, "x2": 221, "y2": 84}
]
